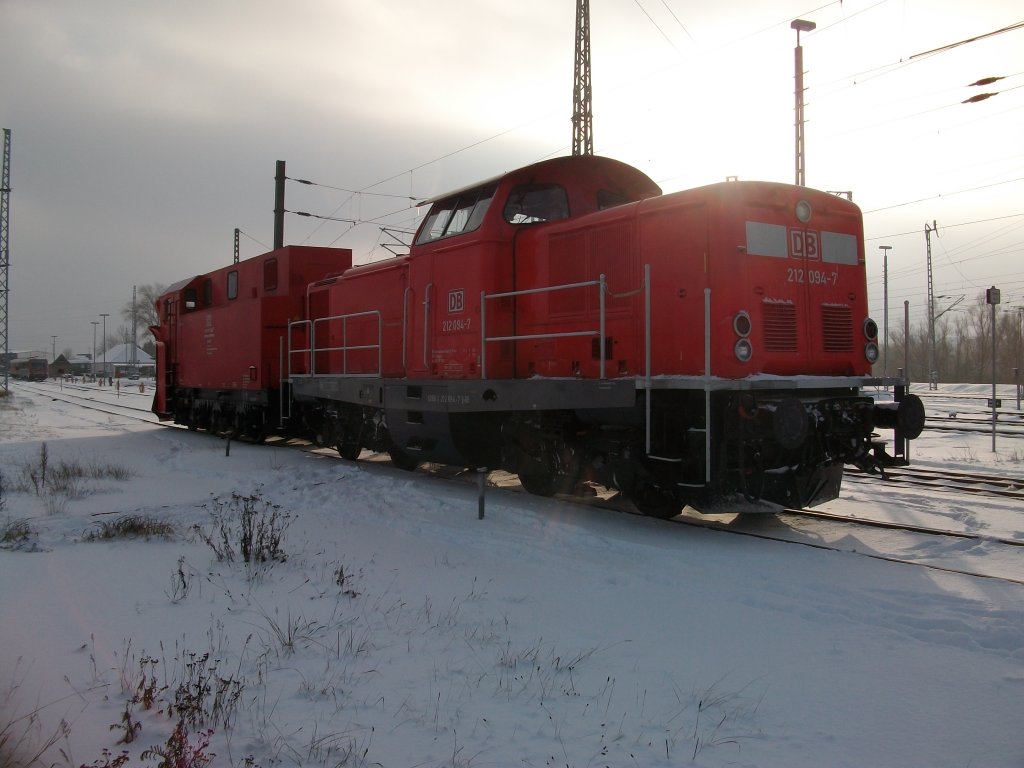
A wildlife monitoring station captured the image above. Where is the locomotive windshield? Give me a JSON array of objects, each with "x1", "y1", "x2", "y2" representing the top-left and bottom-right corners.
[
  {"x1": 416, "y1": 184, "x2": 496, "y2": 244},
  {"x1": 503, "y1": 184, "x2": 569, "y2": 224}
]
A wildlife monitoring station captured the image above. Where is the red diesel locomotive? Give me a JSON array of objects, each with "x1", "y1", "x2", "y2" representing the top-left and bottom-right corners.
[{"x1": 153, "y1": 154, "x2": 924, "y2": 516}]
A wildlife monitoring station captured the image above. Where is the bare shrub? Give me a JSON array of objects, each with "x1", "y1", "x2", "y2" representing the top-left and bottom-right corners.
[
  {"x1": 85, "y1": 515, "x2": 175, "y2": 542},
  {"x1": 0, "y1": 519, "x2": 33, "y2": 548},
  {"x1": 194, "y1": 490, "x2": 291, "y2": 566},
  {"x1": 11, "y1": 444, "x2": 133, "y2": 515}
]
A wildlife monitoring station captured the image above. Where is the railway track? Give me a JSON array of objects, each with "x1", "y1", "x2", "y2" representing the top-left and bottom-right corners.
[
  {"x1": 417, "y1": 466, "x2": 1024, "y2": 585},
  {"x1": 15, "y1": 381, "x2": 161, "y2": 422},
  {"x1": 666, "y1": 510, "x2": 1024, "y2": 586},
  {"x1": 12, "y1": 381, "x2": 1024, "y2": 586},
  {"x1": 923, "y1": 417, "x2": 1024, "y2": 438},
  {"x1": 846, "y1": 464, "x2": 1024, "y2": 500}
]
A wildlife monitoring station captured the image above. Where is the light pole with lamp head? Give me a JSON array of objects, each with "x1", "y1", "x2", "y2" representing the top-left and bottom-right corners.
[
  {"x1": 99, "y1": 313, "x2": 109, "y2": 381},
  {"x1": 791, "y1": 19, "x2": 816, "y2": 187},
  {"x1": 91, "y1": 322, "x2": 99, "y2": 381}
]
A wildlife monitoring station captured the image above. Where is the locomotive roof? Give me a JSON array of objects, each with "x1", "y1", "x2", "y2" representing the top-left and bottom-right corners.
[
  {"x1": 418, "y1": 154, "x2": 662, "y2": 206},
  {"x1": 163, "y1": 276, "x2": 196, "y2": 295}
]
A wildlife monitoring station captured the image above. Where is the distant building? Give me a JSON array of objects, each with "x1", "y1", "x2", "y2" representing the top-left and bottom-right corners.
[
  {"x1": 96, "y1": 343, "x2": 155, "y2": 378},
  {"x1": 66, "y1": 354, "x2": 95, "y2": 377},
  {"x1": 49, "y1": 354, "x2": 72, "y2": 378}
]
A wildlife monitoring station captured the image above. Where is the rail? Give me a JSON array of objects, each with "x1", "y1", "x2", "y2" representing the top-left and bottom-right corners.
[
  {"x1": 287, "y1": 310, "x2": 383, "y2": 378},
  {"x1": 480, "y1": 275, "x2": 606, "y2": 379}
]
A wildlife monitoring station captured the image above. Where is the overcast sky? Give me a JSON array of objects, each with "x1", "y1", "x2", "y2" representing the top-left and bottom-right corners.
[{"x1": 2, "y1": 0, "x2": 1022, "y2": 358}]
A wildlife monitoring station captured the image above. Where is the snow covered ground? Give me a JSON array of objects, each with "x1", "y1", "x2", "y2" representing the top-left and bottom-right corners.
[{"x1": 1, "y1": 380, "x2": 1022, "y2": 768}]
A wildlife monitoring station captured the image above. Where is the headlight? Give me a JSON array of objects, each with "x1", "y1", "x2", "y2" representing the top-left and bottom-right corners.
[
  {"x1": 795, "y1": 200, "x2": 812, "y2": 223},
  {"x1": 865, "y1": 342, "x2": 880, "y2": 363},
  {"x1": 863, "y1": 318, "x2": 879, "y2": 340},
  {"x1": 735, "y1": 338, "x2": 754, "y2": 362},
  {"x1": 733, "y1": 311, "x2": 752, "y2": 337}
]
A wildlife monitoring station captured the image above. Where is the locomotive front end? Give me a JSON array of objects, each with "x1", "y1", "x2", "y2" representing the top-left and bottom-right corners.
[{"x1": 688, "y1": 181, "x2": 923, "y2": 509}]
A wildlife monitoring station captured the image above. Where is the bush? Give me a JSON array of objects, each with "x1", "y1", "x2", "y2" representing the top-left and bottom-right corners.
[
  {"x1": 0, "y1": 518, "x2": 32, "y2": 547},
  {"x1": 194, "y1": 490, "x2": 291, "y2": 565},
  {"x1": 85, "y1": 515, "x2": 175, "y2": 541}
]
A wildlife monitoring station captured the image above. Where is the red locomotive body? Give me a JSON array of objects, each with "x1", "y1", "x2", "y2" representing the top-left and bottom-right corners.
[
  {"x1": 152, "y1": 245, "x2": 351, "y2": 434},
  {"x1": 155, "y1": 155, "x2": 924, "y2": 515},
  {"x1": 513, "y1": 179, "x2": 870, "y2": 380}
]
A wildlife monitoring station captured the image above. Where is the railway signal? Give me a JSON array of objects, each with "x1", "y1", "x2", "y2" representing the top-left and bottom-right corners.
[{"x1": 987, "y1": 286, "x2": 1001, "y2": 451}]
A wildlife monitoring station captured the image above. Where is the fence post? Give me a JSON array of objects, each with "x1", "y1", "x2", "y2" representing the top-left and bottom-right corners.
[{"x1": 477, "y1": 468, "x2": 487, "y2": 520}]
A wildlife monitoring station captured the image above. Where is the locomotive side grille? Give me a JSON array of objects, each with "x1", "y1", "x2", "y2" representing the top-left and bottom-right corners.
[
  {"x1": 762, "y1": 301, "x2": 798, "y2": 352},
  {"x1": 821, "y1": 304, "x2": 853, "y2": 352}
]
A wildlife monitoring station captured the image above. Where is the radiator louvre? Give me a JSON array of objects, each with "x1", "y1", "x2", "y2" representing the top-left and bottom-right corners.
[
  {"x1": 821, "y1": 304, "x2": 853, "y2": 352},
  {"x1": 763, "y1": 301, "x2": 798, "y2": 352}
]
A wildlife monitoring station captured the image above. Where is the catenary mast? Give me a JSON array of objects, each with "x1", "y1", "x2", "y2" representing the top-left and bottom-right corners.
[
  {"x1": 571, "y1": 0, "x2": 593, "y2": 156},
  {"x1": 1, "y1": 129, "x2": 11, "y2": 392}
]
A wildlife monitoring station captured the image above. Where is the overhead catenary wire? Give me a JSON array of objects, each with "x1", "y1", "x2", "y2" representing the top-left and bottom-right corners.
[
  {"x1": 236, "y1": 228, "x2": 270, "y2": 253},
  {"x1": 279, "y1": 0, "x2": 858, "y2": 239},
  {"x1": 864, "y1": 212, "x2": 1024, "y2": 242},
  {"x1": 274, "y1": 2, "x2": 1020, "y2": 283},
  {"x1": 862, "y1": 177, "x2": 1024, "y2": 215},
  {"x1": 286, "y1": 176, "x2": 416, "y2": 202},
  {"x1": 910, "y1": 20, "x2": 1024, "y2": 60}
]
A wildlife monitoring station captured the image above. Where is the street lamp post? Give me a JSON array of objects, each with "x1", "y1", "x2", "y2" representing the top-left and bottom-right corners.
[
  {"x1": 91, "y1": 321, "x2": 99, "y2": 381},
  {"x1": 791, "y1": 19, "x2": 816, "y2": 187},
  {"x1": 878, "y1": 245, "x2": 892, "y2": 377},
  {"x1": 99, "y1": 312, "x2": 109, "y2": 381}
]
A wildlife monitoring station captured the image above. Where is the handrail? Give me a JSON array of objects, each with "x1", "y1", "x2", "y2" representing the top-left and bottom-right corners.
[
  {"x1": 287, "y1": 311, "x2": 383, "y2": 378},
  {"x1": 402, "y1": 286, "x2": 411, "y2": 369},
  {"x1": 287, "y1": 319, "x2": 313, "y2": 378},
  {"x1": 423, "y1": 283, "x2": 432, "y2": 368},
  {"x1": 480, "y1": 275, "x2": 606, "y2": 379}
]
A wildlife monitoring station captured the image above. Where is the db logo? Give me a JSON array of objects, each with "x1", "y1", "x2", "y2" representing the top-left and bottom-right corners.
[
  {"x1": 789, "y1": 229, "x2": 820, "y2": 260},
  {"x1": 448, "y1": 289, "x2": 465, "y2": 314}
]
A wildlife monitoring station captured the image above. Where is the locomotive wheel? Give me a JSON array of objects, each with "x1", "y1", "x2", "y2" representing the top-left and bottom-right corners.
[
  {"x1": 336, "y1": 441, "x2": 362, "y2": 461},
  {"x1": 517, "y1": 471, "x2": 559, "y2": 497},
  {"x1": 388, "y1": 448, "x2": 420, "y2": 471},
  {"x1": 630, "y1": 482, "x2": 680, "y2": 519},
  {"x1": 517, "y1": 469, "x2": 580, "y2": 498}
]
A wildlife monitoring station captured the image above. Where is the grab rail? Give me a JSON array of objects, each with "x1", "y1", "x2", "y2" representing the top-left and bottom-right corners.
[
  {"x1": 287, "y1": 319, "x2": 313, "y2": 378},
  {"x1": 288, "y1": 310, "x2": 383, "y2": 377},
  {"x1": 480, "y1": 275, "x2": 606, "y2": 379}
]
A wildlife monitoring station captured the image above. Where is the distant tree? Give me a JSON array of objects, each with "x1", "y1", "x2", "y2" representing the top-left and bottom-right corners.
[
  {"x1": 120, "y1": 283, "x2": 166, "y2": 345},
  {"x1": 103, "y1": 333, "x2": 122, "y2": 354}
]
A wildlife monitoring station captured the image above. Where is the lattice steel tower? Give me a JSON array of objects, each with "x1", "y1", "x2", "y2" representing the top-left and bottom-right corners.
[
  {"x1": 925, "y1": 221, "x2": 938, "y2": 390},
  {"x1": 571, "y1": 0, "x2": 593, "y2": 156},
  {"x1": 1, "y1": 129, "x2": 11, "y2": 392}
]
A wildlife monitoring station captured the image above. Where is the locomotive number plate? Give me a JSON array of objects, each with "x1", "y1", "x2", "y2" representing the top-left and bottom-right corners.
[
  {"x1": 442, "y1": 317, "x2": 472, "y2": 332},
  {"x1": 786, "y1": 268, "x2": 838, "y2": 286}
]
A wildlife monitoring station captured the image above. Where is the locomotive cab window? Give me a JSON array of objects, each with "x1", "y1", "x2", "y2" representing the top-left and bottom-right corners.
[
  {"x1": 202, "y1": 278, "x2": 213, "y2": 307},
  {"x1": 227, "y1": 270, "x2": 239, "y2": 300},
  {"x1": 416, "y1": 184, "x2": 496, "y2": 245},
  {"x1": 503, "y1": 184, "x2": 569, "y2": 224}
]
